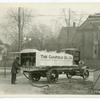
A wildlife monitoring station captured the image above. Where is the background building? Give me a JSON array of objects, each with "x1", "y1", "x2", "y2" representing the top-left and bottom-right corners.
[{"x1": 58, "y1": 13, "x2": 100, "y2": 68}]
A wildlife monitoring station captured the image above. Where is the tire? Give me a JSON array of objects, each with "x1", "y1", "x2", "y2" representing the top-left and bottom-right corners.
[
  {"x1": 29, "y1": 73, "x2": 41, "y2": 81},
  {"x1": 82, "y1": 70, "x2": 89, "y2": 80},
  {"x1": 46, "y1": 70, "x2": 59, "y2": 83}
]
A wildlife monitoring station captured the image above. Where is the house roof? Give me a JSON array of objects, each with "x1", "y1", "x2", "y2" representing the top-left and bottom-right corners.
[{"x1": 79, "y1": 13, "x2": 100, "y2": 30}]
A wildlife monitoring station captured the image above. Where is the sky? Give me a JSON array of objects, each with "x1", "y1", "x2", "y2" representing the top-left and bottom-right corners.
[{"x1": 0, "y1": 4, "x2": 100, "y2": 44}]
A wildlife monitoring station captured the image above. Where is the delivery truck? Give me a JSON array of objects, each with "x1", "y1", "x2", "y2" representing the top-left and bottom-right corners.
[{"x1": 20, "y1": 49, "x2": 89, "y2": 83}]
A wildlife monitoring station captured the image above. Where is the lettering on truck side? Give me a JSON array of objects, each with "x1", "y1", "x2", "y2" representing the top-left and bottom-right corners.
[{"x1": 40, "y1": 54, "x2": 73, "y2": 60}]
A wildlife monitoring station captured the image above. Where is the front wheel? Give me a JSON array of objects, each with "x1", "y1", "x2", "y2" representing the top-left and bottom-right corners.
[{"x1": 82, "y1": 70, "x2": 89, "y2": 80}]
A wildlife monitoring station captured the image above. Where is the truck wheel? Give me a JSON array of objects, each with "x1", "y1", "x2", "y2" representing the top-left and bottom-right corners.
[
  {"x1": 46, "y1": 70, "x2": 58, "y2": 83},
  {"x1": 66, "y1": 72, "x2": 72, "y2": 79},
  {"x1": 29, "y1": 73, "x2": 40, "y2": 81},
  {"x1": 82, "y1": 70, "x2": 89, "y2": 80},
  {"x1": 32, "y1": 75, "x2": 40, "y2": 81}
]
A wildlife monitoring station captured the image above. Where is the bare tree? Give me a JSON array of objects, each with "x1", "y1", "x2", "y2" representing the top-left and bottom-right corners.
[
  {"x1": 25, "y1": 23, "x2": 54, "y2": 50},
  {"x1": 57, "y1": 8, "x2": 87, "y2": 48},
  {"x1": 1, "y1": 8, "x2": 32, "y2": 51},
  {"x1": 62, "y1": 8, "x2": 87, "y2": 27},
  {"x1": 1, "y1": 8, "x2": 59, "y2": 51}
]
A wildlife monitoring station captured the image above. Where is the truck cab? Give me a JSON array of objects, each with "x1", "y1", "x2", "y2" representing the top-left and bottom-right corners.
[{"x1": 61, "y1": 48, "x2": 80, "y2": 65}]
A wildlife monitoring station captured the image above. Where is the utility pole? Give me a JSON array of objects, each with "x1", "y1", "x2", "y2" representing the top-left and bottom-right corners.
[
  {"x1": 62, "y1": 8, "x2": 71, "y2": 27},
  {"x1": 67, "y1": 8, "x2": 71, "y2": 48},
  {"x1": 63, "y1": 8, "x2": 67, "y2": 26},
  {"x1": 63, "y1": 8, "x2": 71, "y2": 48},
  {"x1": 68, "y1": 8, "x2": 71, "y2": 27},
  {"x1": 18, "y1": 7, "x2": 21, "y2": 52}
]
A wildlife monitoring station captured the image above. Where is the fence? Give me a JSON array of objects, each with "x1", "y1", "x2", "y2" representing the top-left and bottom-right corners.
[{"x1": 0, "y1": 52, "x2": 19, "y2": 77}]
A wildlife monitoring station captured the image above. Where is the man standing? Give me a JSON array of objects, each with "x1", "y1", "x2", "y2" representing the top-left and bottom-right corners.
[{"x1": 11, "y1": 57, "x2": 20, "y2": 84}]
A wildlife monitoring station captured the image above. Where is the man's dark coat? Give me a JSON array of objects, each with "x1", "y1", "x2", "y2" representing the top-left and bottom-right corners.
[{"x1": 11, "y1": 59, "x2": 20, "y2": 74}]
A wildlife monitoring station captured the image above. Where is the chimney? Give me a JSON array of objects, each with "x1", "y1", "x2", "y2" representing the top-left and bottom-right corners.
[{"x1": 73, "y1": 22, "x2": 76, "y2": 28}]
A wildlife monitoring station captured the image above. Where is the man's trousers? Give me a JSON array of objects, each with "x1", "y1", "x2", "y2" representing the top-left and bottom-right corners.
[{"x1": 11, "y1": 73, "x2": 16, "y2": 84}]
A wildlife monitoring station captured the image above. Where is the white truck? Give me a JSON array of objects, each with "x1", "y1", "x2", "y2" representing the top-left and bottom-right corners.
[{"x1": 20, "y1": 49, "x2": 89, "y2": 83}]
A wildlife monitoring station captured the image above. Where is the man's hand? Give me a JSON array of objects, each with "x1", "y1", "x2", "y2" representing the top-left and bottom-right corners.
[{"x1": 17, "y1": 67, "x2": 20, "y2": 74}]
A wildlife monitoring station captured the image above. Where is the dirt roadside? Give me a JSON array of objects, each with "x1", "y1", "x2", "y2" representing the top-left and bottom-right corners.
[{"x1": 0, "y1": 71, "x2": 94, "y2": 95}]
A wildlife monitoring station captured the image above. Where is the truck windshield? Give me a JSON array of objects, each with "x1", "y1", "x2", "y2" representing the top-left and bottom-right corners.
[
  {"x1": 64, "y1": 50, "x2": 80, "y2": 65},
  {"x1": 21, "y1": 53, "x2": 36, "y2": 67}
]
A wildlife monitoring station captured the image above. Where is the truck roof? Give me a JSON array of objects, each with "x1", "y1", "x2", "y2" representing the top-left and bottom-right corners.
[
  {"x1": 20, "y1": 49, "x2": 73, "y2": 57},
  {"x1": 20, "y1": 49, "x2": 39, "y2": 53},
  {"x1": 61, "y1": 48, "x2": 79, "y2": 51}
]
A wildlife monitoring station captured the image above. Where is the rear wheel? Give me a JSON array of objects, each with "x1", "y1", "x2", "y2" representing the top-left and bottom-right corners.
[
  {"x1": 29, "y1": 73, "x2": 41, "y2": 81},
  {"x1": 46, "y1": 70, "x2": 59, "y2": 83}
]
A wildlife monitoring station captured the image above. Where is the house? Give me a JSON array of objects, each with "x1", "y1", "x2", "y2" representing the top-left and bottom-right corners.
[
  {"x1": 78, "y1": 13, "x2": 100, "y2": 60},
  {"x1": 58, "y1": 23, "x2": 78, "y2": 49},
  {"x1": 58, "y1": 13, "x2": 100, "y2": 61}
]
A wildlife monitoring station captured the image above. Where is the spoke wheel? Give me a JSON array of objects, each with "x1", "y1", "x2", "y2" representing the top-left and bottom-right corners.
[
  {"x1": 32, "y1": 75, "x2": 40, "y2": 81},
  {"x1": 29, "y1": 73, "x2": 40, "y2": 81},
  {"x1": 82, "y1": 70, "x2": 89, "y2": 80},
  {"x1": 46, "y1": 70, "x2": 59, "y2": 83}
]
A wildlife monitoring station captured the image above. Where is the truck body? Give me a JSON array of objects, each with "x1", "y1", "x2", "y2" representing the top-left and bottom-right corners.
[{"x1": 20, "y1": 49, "x2": 73, "y2": 68}]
